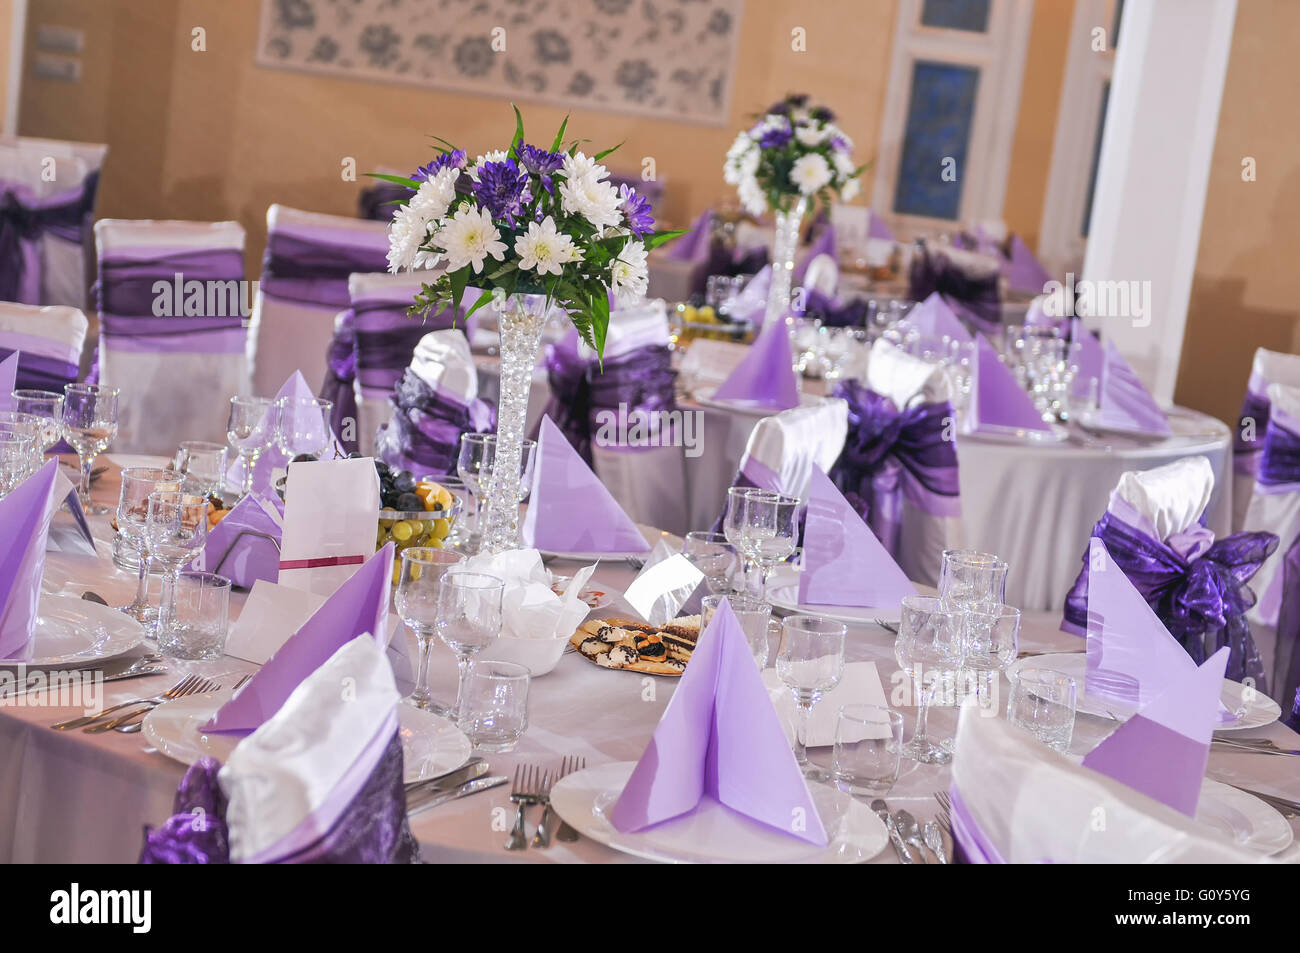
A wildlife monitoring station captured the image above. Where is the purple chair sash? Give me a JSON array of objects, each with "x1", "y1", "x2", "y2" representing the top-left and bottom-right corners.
[
  {"x1": 358, "y1": 181, "x2": 409, "y2": 222},
  {"x1": 802, "y1": 288, "x2": 869, "y2": 328},
  {"x1": 827, "y1": 379, "x2": 961, "y2": 560},
  {"x1": 948, "y1": 786, "x2": 1006, "y2": 864},
  {"x1": 259, "y1": 231, "x2": 389, "y2": 310},
  {"x1": 0, "y1": 171, "x2": 99, "y2": 304},
  {"x1": 376, "y1": 368, "x2": 496, "y2": 475},
  {"x1": 322, "y1": 308, "x2": 360, "y2": 453},
  {"x1": 908, "y1": 242, "x2": 1001, "y2": 337},
  {"x1": 1256, "y1": 412, "x2": 1300, "y2": 488},
  {"x1": 1275, "y1": 537, "x2": 1300, "y2": 732},
  {"x1": 0, "y1": 347, "x2": 80, "y2": 392},
  {"x1": 140, "y1": 731, "x2": 420, "y2": 864},
  {"x1": 1234, "y1": 388, "x2": 1270, "y2": 475},
  {"x1": 1062, "y1": 511, "x2": 1277, "y2": 688}
]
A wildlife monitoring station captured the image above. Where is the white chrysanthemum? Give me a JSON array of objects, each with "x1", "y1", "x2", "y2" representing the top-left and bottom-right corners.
[
  {"x1": 386, "y1": 202, "x2": 431, "y2": 273},
  {"x1": 467, "y1": 150, "x2": 509, "y2": 183},
  {"x1": 795, "y1": 123, "x2": 828, "y2": 147},
  {"x1": 827, "y1": 125, "x2": 854, "y2": 151},
  {"x1": 790, "y1": 153, "x2": 833, "y2": 195},
  {"x1": 840, "y1": 177, "x2": 861, "y2": 201},
  {"x1": 760, "y1": 114, "x2": 791, "y2": 134},
  {"x1": 609, "y1": 239, "x2": 648, "y2": 304},
  {"x1": 385, "y1": 170, "x2": 460, "y2": 273},
  {"x1": 436, "y1": 205, "x2": 508, "y2": 274},
  {"x1": 724, "y1": 134, "x2": 759, "y2": 185},
  {"x1": 832, "y1": 148, "x2": 856, "y2": 179},
  {"x1": 737, "y1": 176, "x2": 768, "y2": 217},
  {"x1": 562, "y1": 151, "x2": 610, "y2": 184},
  {"x1": 559, "y1": 171, "x2": 622, "y2": 229},
  {"x1": 514, "y1": 215, "x2": 583, "y2": 277}
]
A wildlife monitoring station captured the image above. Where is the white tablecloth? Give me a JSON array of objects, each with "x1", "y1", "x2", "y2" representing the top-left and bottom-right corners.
[{"x1": 0, "y1": 456, "x2": 1293, "y2": 864}]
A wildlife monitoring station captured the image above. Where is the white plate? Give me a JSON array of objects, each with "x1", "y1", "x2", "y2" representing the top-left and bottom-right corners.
[
  {"x1": 692, "y1": 386, "x2": 826, "y2": 416},
  {"x1": 549, "y1": 575, "x2": 615, "y2": 612},
  {"x1": 961, "y1": 422, "x2": 1068, "y2": 445},
  {"x1": 1197, "y1": 779, "x2": 1294, "y2": 855},
  {"x1": 549, "y1": 761, "x2": 889, "y2": 864},
  {"x1": 767, "y1": 567, "x2": 936, "y2": 627},
  {"x1": 1074, "y1": 408, "x2": 1170, "y2": 440},
  {"x1": 143, "y1": 692, "x2": 472, "y2": 784},
  {"x1": 0, "y1": 594, "x2": 146, "y2": 668},
  {"x1": 539, "y1": 524, "x2": 673, "y2": 563},
  {"x1": 1008, "y1": 653, "x2": 1281, "y2": 731}
]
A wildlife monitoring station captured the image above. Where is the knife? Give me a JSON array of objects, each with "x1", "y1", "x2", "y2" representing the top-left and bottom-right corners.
[
  {"x1": 0, "y1": 665, "x2": 168, "y2": 702},
  {"x1": 407, "y1": 775, "x2": 508, "y2": 818},
  {"x1": 404, "y1": 759, "x2": 487, "y2": 797}
]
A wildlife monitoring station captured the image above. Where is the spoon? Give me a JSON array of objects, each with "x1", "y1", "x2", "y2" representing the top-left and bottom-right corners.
[
  {"x1": 923, "y1": 820, "x2": 949, "y2": 864},
  {"x1": 895, "y1": 809, "x2": 932, "y2": 863}
]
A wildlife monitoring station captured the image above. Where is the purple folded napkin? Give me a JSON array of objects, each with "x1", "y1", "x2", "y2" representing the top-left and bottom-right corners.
[
  {"x1": 1082, "y1": 646, "x2": 1229, "y2": 817},
  {"x1": 1096, "y1": 340, "x2": 1171, "y2": 436},
  {"x1": 970, "y1": 334, "x2": 1050, "y2": 433},
  {"x1": 868, "y1": 211, "x2": 895, "y2": 242},
  {"x1": 799, "y1": 466, "x2": 917, "y2": 608},
  {"x1": 610, "y1": 598, "x2": 829, "y2": 845},
  {"x1": 0, "y1": 352, "x2": 16, "y2": 412},
  {"x1": 1003, "y1": 235, "x2": 1051, "y2": 296},
  {"x1": 793, "y1": 224, "x2": 838, "y2": 287},
  {"x1": 908, "y1": 293, "x2": 971, "y2": 342},
  {"x1": 203, "y1": 544, "x2": 395, "y2": 732},
  {"x1": 238, "y1": 370, "x2": 343, "y2": 497},
  {"x1": 666, "y1": 210, "x2": 715, "y2": 263},
  {"x1": 521, "y1": 415, "x2": 651, "y2": 554},
  {"x1": 0, "y1": 461, "x2": 62, "y2": 658},
  {"x1": 199, "y1": 494, "x2": 284, "y2": 589},
  {"x1": 711, "y1": 319, "x2": 799, "y2": 411}
]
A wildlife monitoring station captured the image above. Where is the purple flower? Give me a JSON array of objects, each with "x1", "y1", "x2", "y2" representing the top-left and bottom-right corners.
[
  {"x1": 414, "y1": 149, "x2": 467, "y2": 184},
  {"x1": 812, "y1": 106, "x2": 836, "y2": 123},
  {"x1": 831, "y1": 135, "x2": 850, "y2": 153},
  {"x1": 767, "y1": 100, "x2": 791, "y2": 116},
  {"x1": 619, "y1": 184, "x2": 654, "y2": 237},
  {"x1": 517, "y1": 142, "x2": 564, "y2": 193},
  {"x1": 759, "y1": 125, "x2": 792, "y2": 149},
  {"x1": 472, "y1": 158, "x2": 531, "y2": 226},
  {"x1": 787, "y1": 93, "x2": 809, "y2": 108}
]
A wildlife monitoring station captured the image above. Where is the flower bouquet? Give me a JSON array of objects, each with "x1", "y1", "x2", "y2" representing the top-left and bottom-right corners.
[{"x1": 375, "y1": 108, "x2": 681, "y2": 554}]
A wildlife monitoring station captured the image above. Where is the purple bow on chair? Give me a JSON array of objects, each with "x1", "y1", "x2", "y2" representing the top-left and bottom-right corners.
[
  {"x1": 375, "y1": 369, "x2": 496, "y2": 475},
  {"x1": 0, "y1": 171, "x2": 99, "y2": 304},
  {"x1": 1234, "y1": 388, "x2": 1271, "y2": 470},
  {"x1": 321, "y1": 309, "x2": 360, "y2": 454},
  {"x1": 1062, "y1": 511, "x2": 1277, "y2": 688},
  {"x1": 908, "y1": 242, "x2": 1001, "y2": 337},
  {"x1": 801, "y1": 288, "x2": 869, "y2": 328},
  {"x1": 139, "y1": 759, "x2": 230, "y2": 864},
  {"x1": 827, "y1": 379, "x2": 961, "y2": 559}
]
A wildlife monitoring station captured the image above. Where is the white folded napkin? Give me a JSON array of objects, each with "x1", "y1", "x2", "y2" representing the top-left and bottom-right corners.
[
  {"x1": 411, "y1": 328, "x2": 479, "y2": 403},
  {"x1": 460, "y1": 547, "x2": 595, "y2": 640},
  {"x1": 866, "y1": 338, "x2": 948, "y2": 410},
  {"x1": 762, "y1": 661, "x2": 889, "y2": 748},
  {"x1": 1109, "y1": 455, "x2": 1213, "y2": 543}
]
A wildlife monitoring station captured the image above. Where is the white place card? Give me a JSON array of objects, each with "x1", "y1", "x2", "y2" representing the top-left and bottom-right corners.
[
  {"x1": 278, "y1": 457, "x2": 380, "y2": 596},
  {"x1": 622, "y1": 547, "x2": 704, "y2": 626}
]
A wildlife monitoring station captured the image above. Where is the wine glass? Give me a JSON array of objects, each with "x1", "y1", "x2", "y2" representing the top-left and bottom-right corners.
[
  {"x1": 683, "y1": 531, "x2": 741, "y2": 595},
  {"x1": 274, "y1": 395, "x2": 333, "y2": 459},
  {"x1": 722, "y1": 486, "x2": 761, "y2": 596},
  {"x1": 174, "y1": 441, "x2": 230, "y2": 499},
  {"x1": 938, "y1": 549, "x2": 1008, "y2": 614},
  {"x1": 226, "y1": 396, "x2": 273, "y2": 497},
  {"x1": 960, "y1": 604, "x2": 1021, "y2": 710},
  {"x1": 144, "y1": 490, "x2": 209, "y2": 650},
  {"x1": 435, "y1": 570, "x2": 505, "y2": 725},
  {"x1": 702, "y1": 593, "x2": 772, "y2": 667},
  {"x1": 116, "y1": 467, "x2": 183, "y2": 626},
  {"x1": 894, "y1": 595, "x2": 962, "y2": 765},
  {"x1": 394, "y1": 547, "x2": 466, "y2": 713},
  {"x1": 776, "y1": 614, "x2": 847, "y2": 780},
  {"x1": 456, "y1": 433, "x2": 493, "y2": 552},
  {"x1": 62, "y1": 382, "x2": 119, "y2": 514},
  {"x1": 740, "y1": 492, "x2": 798, "y2": 604},
  {"x1": 9, "y1": 391, "x2": 63, "y2": 452}
]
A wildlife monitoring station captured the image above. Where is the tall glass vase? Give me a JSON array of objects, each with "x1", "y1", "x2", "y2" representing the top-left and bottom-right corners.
[
  {"x1": 766, "y1": 196, "x2": 808, "y2": 327},
  {"x1": 479, "y1": 294, "x2": 545, "y2": 555}
]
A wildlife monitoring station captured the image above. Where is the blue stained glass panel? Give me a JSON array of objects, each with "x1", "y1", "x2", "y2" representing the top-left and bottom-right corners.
[
  {"x1": 1082, "y1": 81, "x2": 1111, "y2": 237},
  {"x1": 893, "y1": 60, "x2": 980, "y2": 221},
  {"x1": 921, "y1": 0, "x2": 992, "y2": 32}
]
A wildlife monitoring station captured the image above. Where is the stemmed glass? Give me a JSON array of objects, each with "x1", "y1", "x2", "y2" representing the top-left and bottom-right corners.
[
  {"x1": 144, "y1": 490, "x2": 209, "y2": 649},
  {"x1": 683, "y1": 531, "x2": 742, "y2": 595},
  {"x1": 960, "y1": 604, "x2": 1021, "y2": 711},
  {"x1": 722, "y1": 486, "x2": 761, "y2": 596},
  {"x1": 776, "y1": 614, "x2": 847, "y2": 780},
  {"x1": 116, "y1": 467, "x2": 183, "y2": 625},
  {"x1": 394, "y1": 547, "x2": 466, "y2": 713},
  {"x1": 894, "y1": 595, "x2": 963, "y2": 764},
  {"x1": 274, "y1": 396, "x2": 333, "y2": 459},
  {"x1": 481, "y1": 435, "x2": 538, "y2": 503},
  {"x1": 435, "y1": 570, "x2": 505, "y2": 725},
  {"x1": 174, "y1": 441, "x2": 230, "y2": 499},
  {"x1": 62, "y1": 383, "x2": 119, "y2": 514},
  {"x1": 938, "y1": 549, "x2": 1008, "y2": 613},
  {"x1": 226, "y1": 396, "x2": 274, "y2": 497},
  {"x1": 740, "y1": 491, "x2": 799, "y2": 603},
  {"x1": 10, "y1": 391, "x2": 63, "y2": 452},
  {"x1": 456, "y1": 433, "x2": 493, "y2": 550}
]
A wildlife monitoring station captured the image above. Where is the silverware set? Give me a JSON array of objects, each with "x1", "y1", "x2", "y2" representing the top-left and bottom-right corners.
[
  {"x1": 0, "y1": 654, "x2": 168, "y2": 703},
  {"x1": 404, "y1": 758, "x2": 507, "y2": 817},
  {"x1": 1211, "y1": 736, "x2": 1300, "y2": 757},
  {"x1": 505, "y1": 757, "x2": 584, "y2": 850},
  {"x1": 871, "y1": 797, "x2": 948, "y2": 863},
  {"x1": 51, "y1": 672, "x2": 249, "y2": 734}
]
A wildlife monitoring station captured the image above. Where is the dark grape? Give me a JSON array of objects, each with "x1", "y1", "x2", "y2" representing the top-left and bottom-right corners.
[
  {"x1": 396, "y1": 492, "x2": 423, "y2": 512},
  {"x1": 290, "y1": 453, "x2": 318, "y2": 464},
  {"x1": 394, "y1": 471, "x2": 417, "y2": 493}
]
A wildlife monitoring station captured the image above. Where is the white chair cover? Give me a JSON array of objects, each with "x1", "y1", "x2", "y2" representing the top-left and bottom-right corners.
[
  {"x1": 1234, "y1": 348, "x2": 1300, "y2": 531},
  {"x1": 1245, "y1": 384, "x2": 1300, "y2": 639},
  {"x1": 94, "y1": 219, "x2": 249, "y2": 453},
  {"x1": 737, "y1": 398, "x2": 849, "y2": 501},
  {"x1": 0, "y1": 301, "x2": 88, "y2": 389}
]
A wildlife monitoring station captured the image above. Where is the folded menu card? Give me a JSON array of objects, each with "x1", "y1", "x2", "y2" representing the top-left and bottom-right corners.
[
  {"x1": 1096, "y1": 340, "x2": 1172, "y2": 437},
  {"x1": 0, "y1": 352, "x2": 16, "y2": 412},
  {"x1": 521, "y1": 415, "x2": 651, "y2": 554},
  {"x1": 799, "y1": 466, "x2": 916, "y2": 609},
  {"x1": 278, "y1": 456, "x2": 381, "y2": 595},
  {"x1": 1082, "y1": 647, "x2": 1229, "y2": 816},
  {"x1": 0, "y1": 461, "x2": 62, "y2": 658},
  {"x1": 711, "y1": 318, "x2": 800, "y2": 411},
  {"x1": 610, "y1": 598, "x2": 828, "y2": 845},
  {"x1": 969, "y1": 334, "x2": 1051, "y2": 433},
  {"x1": 204, "y1": 544, "x2": 394, "y2": 732}
]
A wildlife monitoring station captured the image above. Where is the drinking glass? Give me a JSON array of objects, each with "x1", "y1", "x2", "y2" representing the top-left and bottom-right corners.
[
  {"x1": 894, "y1": 595, "x2": 962, "y2": 764},
  {"x1": 0, "y1": 417, "x2": 40, "y2": 483},
  {"x1": 432, "y1": 474, "x2": 473, "y2": 548},
  {"x1": 741, "y1": 491, "x2": 798, "y2": 603},
  {"x1": 226, "y1": 396, "x2": 274, "y2": 497},
  {"x1": 62, "y1": 383, "x2": 119, "y2": 514},
  {"x1": 274, "y1": 395, "x2": 333, "y2": 459},
  {"x1": 833, "y1": 704, "x2": 904, "y2": 797},
  {"x1": 156, "y1": 571, "x2": 231, "y2": 660},
  {"x1": 145, "y1": 490, "x2": 209, "y2": 646},
  {"x1": 11, "y1": 391, "x2": 64, "y2": 452},
  {"x1": 722, "y1": 486, "x2": 762, "y2": 596},
  {"x1": 960, "y1": 604, "x2": 1021, "y2": 710},
  {"x1": 481, "y1": 435, "x2": 538, "y2": 502},
  {"x1": 701, "y1": 594, "x2": 772, "y2": 668},
  {"x1": 174, "y1": 441, "x2": 230, "y2": 499},
  {"x1": 683, "y1": 531, "x2": 741, "y2": 595},
  {"x1": 435, "y1": 570, "x2": 505, "y2": 725},
  {"x1": 938, "y1": 549, "x2": 1008, "y2": 614},
  {"x1": 394, "y1": 547, "x2": 467, "y2": 713},
  {"x1": 1007, "y1": 668, "x2": 1077, "y2": 753},
  {"x1": 456, "y1": 433, "x2": 493, "y2": 551},
  {"x1": 0, "y1": 432, "x2": 32, "y2": 496},
  {"x1": 776, "y1": 615, "x2": 847, "y2": 780},
  {"x1": 116, "y1": 466, "x2": 184, "y2": 625},
  {"x1": 460, "y1": 660, "x2": 530, "y2": 752}
]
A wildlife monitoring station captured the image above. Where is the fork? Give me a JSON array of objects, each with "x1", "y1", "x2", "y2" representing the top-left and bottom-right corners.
[
  {"x1": 555, "y1": 757, "x2": 586, "y2": 842},
  {"x1": 933, "y1": 790, "x2": 952, "y2": 830},
  {"x1": 531, "y1": 755, "x2": 582, "y2": 848},
  {"x1": 53, "y1": 674, "x2": 204, "y2": 730},
  {"x1": 625, "y1": 556, "x2": 646, "y2": 570},
  {"x1": 84, "y1": 676, "x2": 221, "y2": 733},
  {"x1": 874, "y1": 618, "x2": 899, "y2": 634},
  {"x1": 504, "y1": 764, "x2": 546, "y2": 851},
  {"x1": 114, "y1": 673, "x2": 252, "y2": 733}
]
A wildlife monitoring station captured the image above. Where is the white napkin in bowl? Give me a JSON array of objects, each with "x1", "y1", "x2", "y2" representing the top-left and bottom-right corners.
[{"x1": 460, "y1": 548, "x2": 595, "y2": 640}]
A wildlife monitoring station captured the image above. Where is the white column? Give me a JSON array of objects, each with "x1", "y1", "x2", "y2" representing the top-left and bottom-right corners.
[{"x1": 1080, "y1": 0, "x2": 1238, "y2": 403}]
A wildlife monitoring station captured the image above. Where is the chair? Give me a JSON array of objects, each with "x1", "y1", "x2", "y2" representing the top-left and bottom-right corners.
[
  {"x1": 94, "y1": 219, "x2": 249, "y2": 453},
  {"x1": 1233, "y1": 347, "x2": 1300, "y2": 531},
  {"x1": 0, "y1": 301, "x2": 88, "y2": 392},
  {"x1": 247, "y1": 205, "x2": 389, "y2": 397}
]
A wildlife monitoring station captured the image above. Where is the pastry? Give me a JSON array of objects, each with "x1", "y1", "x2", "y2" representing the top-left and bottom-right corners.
[{"x1": 568, "y1": 615, "x2": 701, "y2": 676}]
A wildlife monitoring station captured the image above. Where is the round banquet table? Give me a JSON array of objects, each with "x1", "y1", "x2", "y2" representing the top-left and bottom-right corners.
[{"x1": 0, "y1": 454, "x2": 1294, "y2": 865}]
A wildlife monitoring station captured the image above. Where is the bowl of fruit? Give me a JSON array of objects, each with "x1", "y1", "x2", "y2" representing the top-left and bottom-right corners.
[{"x1": 375, "y1": 460, "x2": 462, "y2": 558}]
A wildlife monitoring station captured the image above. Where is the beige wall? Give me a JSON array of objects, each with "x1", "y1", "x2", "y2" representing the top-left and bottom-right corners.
[{"x1": 0, "y1": 0, "x2": 15, "y2": 134}]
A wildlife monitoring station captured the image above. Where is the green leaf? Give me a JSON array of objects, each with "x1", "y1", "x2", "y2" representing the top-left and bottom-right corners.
[
  {"x1": 550, "y1": 115, "x2": 570, "y2": 153},
  {"x1": 487, "y1": 260, "x2": 518, "y2": 280},
  {"x1": 510, "y1": 103, "x2": 525, "y2": 157},
  {"x1": 427, "y1": 135, "x2": 460, "y2": 152},
  {"x1": 366, "y1": 172, "x2": 422, "y2": 189},
  {"x1": 590, "y1": 289, "x2": 610, "y2": 364},
  {"x1": 463, "y1": 289, "x2": 494, "y2": 323},
  {"x1": 644, "y1": 228, "x2": 688, "y2": 251},
  {"x1": 593, "y1": 140, "x2": 624, "y2": 162},
  {"x1": 448, "y1": 267, "x2": 469, "y2": 320}
]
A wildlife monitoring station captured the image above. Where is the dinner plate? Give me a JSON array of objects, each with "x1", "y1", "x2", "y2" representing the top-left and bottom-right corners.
[
  {"x1": 539, "y1": 525, "x2": 679, "y2": 563},
  {"x1": 960, "y1": 422, "x2": 1069, "y2": 445},
  {"x1": 549, "y1": 761, "x2": 889, "y2": 864},
  {"x1": 1073, "y1": 408, "x2": 1172, "y2": 440},
  {"x1": 767, "y1": 566, "x2": 936, "y2": 627},
  {"x1": 143, "y1": 692, "x2": 472, "y2": 784},
  {"x1": 549, "y1": 575, "x2": 614, "y2": 612},
  {"x1": 0, "y1": 594, "x2": 146, "y2": 668},
  {"x1": 1196, "y1": 779, "x2": 1294, "y2": 855},
  {"x1": 1007, "y1": 652, "x2": 1281, "y2": 731},
  {"x1": 691, "y1": 386, "x2": 826, "y2": 416}
]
